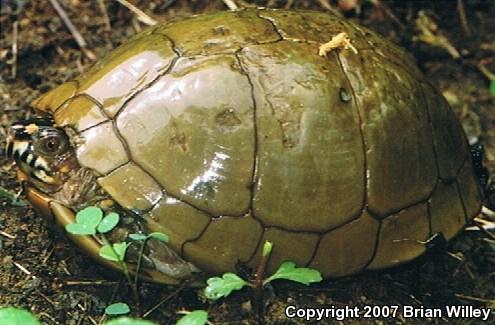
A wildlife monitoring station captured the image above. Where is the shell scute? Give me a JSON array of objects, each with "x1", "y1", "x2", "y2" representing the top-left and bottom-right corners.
[
  {"x1": 153, "y1": 10, "x2": 280, "y2": 55},
  {"x1": 367, "y1": 203, "x2": 430, "y2": 270},
  {"x1": 54, "y1": 95, "x2": 108, "y2": 131},
  {"x1": 182, "y1": 214, "x2": 263, "y2": 274},
  {"x1": 76, "y1": 121, "x2": 128, "y2": 176},
  {"x1": 429, "y1": 180, "x2": 466, "y2": 240},
  {"x1": 77, "y1": 33, "x2": 177, "y2": 118},
  {"x1": 31, "y1": 81, "x2": 78, "y2": 113},
  {"x1": 239, "y1": 40, "x2": 365, "y2": 232},
  {"x1": 145, "y1": 196, "x2": 211, "y2": 253},
  {"x1": 309, "y1": 212, "x2": 379, "y2": 277},
  {"x1": 97, "y1": 162, "x2": 163, "y2": 212},
  {"x1": 339, "y1": 48, "x2": 438, "y2": 217},
  {"x1": 116, "y1": 55, "x2": 255, "y2": 216}
]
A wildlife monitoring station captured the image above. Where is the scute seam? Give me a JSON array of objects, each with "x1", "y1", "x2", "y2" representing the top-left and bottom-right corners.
[
  {"x1": 305, "y1": 233, "x2": 323, "y2": 267},
  {"x1": 362, "y1": 219, "x2": 382, "y2": 270},
  {"x1": 334, "y1": 52, "x2": 368, "y2": 223}
]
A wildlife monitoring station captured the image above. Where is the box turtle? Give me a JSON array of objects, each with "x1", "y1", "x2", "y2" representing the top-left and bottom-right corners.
[{"x1": 6, "y1": 9, "x2": 483, "y2": 284}]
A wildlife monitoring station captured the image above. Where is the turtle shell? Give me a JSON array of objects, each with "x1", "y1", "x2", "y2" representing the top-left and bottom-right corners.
[{"x1": 31, "y1": 9, "x2": 482, "y2": 278}]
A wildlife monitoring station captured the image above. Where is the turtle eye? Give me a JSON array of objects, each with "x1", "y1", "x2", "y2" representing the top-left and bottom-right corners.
[
  {"x1": 36, "y1": 128, "x2": 69, "y2": 156},
  {"x1": 43, "y1": 136, "x2": 61, "y2": 152}
]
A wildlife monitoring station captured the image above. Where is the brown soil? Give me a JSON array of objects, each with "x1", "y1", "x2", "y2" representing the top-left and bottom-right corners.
[{"x1": 1, "y1": 1, "x2": 494, "y2": 324}]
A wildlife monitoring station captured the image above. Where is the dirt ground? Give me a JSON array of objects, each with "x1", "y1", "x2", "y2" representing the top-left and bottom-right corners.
[{"x1": 1, "y1": 0, "x2": 495, "y2": 324}]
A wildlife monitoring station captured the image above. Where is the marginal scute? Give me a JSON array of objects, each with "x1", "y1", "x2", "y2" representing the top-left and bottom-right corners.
[
  {"x1": 367, "y1": 203, "x2": 430, "y2": 270},
  {"x1": 422, "y1": 82, "x2": 468, "y2": 181},
  {"x1": 117, "y1": 55, "x2": 254, "y2": 216},
  {"x1": 248, "y1": 228, "x2": 319, "y2": 274},
  {"x1": 76, "y1": 121, "x2": 128, "y2": 176},
  {"x1": 309, "y1": 212, "x2": 379, "y2": 277},
  {"x1": 429, "y1": 180, "x2": 466, "y2": 240},
  {"x1": 457, "y1": 160, "x2": 483, "y2": 221},
  {"x1": 339, "y1": 49, "x2": 437, "y2": 217},
  {"x1": 239, "y1": 41, "x2": 365, "y2": 232},
  {"x1": 77, "y1": 33, "x2": 177, "y2": 117},
  {"x1": 153, "y1": 10, "x2": 280, "y2": 55},
  {"x1": 97, "y1": 162, "x2": 163, "y2": 212},
  {"x1": 54, "y1": 95, "x2": 108, "y2": 131},
  {"x1": 31, "y1": 81, "x2": 78, "y2": 112},
  {"x1": 144, "y1": 196, "x2": 211, "y2": 253},
  {"x1": 182, "y1": 214, "x2": 262, "y2": 274}
]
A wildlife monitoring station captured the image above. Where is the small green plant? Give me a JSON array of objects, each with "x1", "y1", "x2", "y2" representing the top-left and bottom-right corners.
[
  {"x1": 204, "y1": 241, "x2": 322, "y2": 300},
  {"x1": 105, "y1": 317, "x2": 157, "y2": 325},
  {"x1": 175, "y1": 310, "x2": 209, "y2": 325},
  {"x1": 66, "y1": 206, "x2": 137, "y2": 305},
  {"x1": 128, "y1": 232, "x2": 169, "y2": 287},
  {"x1": 0, "y1": 185, "x2": 28, "y2": 206},
  {"x1": 0, "y1": 307, "x2": 40, "y2": 325},
  {"x1": 66, "y1": 206, "x2": 169, "y2": 316},
  {"x1": 490, "y1": 80, "x2": 495, "y2": 96},
  {"x1": 105, "y1": 302, "x2": 131, "y2": 316}
]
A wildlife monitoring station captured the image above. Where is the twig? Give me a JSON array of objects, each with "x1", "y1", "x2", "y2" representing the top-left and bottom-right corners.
[
  {"x1": 10, "y1": 20, "x2": 18, "y2": 79},
  {"x1": 317, "y1": 0, "x2": 342, "y2": 17},
  {"x1": 37, "y1": 290, "x2": 57, "y2": 307},
  {"x1": 381, "y1": 3, "x2": 405, "y2": 30},
  {"x1": 0, "y1": 230, "x2": 16, "y2": 239},
  {"x1": 414, "y1": 11, "x2": 461, "y2": 60},
  {"x1": 63, "y1": 280, "x2": 118, "y2": 286},
  {"x1": 77, "y1": 304, "x2": 98, "y2": 325},
  {"x1": 13, "y1": 261, "x2": 34, "y2": 277},
  {"x1": 456, "y1": 0, "x2": 471, "y2": 37},
  {"x1": 114, "y1": 0, "x2": 157, "y2": 26},
  {"x1": 97, "y1": 0, "x2": 111, "y2": 31},
  {"x1": 38, "y1": 312, "x2": 60, "y2": 325},
  {"x1": 284, "y1": 0, "x2": 295, "y2": 9},
  {"x1": 477, "y1": 58, "x2": 495, "y2": 81},
  {"x1": 47, "y1": 0, "x2": 96, "y2": 61},
  {"x1": 222, "y1": 0, "x2": 238, "y2": 10},
  {"x1": 455, "y1": 294, "x2": 495, "y2": 303},
  {"x1": 142, "y1": 281, "x2": 189, "y2": 318}
]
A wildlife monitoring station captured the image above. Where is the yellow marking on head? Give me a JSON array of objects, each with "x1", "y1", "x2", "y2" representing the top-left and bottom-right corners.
[{"x1": 25, "y1": 123, "x2": 39, "y2": 134}]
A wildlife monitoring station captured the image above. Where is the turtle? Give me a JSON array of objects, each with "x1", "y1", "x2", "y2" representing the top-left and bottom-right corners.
[{"x1": 5, "y1": 8, "x2": 483, "y2": 285}]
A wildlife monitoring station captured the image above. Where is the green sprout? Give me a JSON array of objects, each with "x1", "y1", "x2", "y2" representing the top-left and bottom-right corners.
[
  {"x1": 176, "y1": 310, "x2": 209, "y2": 325},
  {"x1": 0, "y1": 186, "x2": 28, "y2": 206},
  {"x1": 105, "y1": 302, "x2": 131, "y2": 316},
  {"x1": 204, "y1": 241, "x2": 322, "y2": 300},
  {"x1": 105, "y1": 317, "x2": 157, "y2": 325},
  {"x1": 65, "y1": 206, "x2": 168, "y2": 316},
  {"x1": 128, "y1": 231, "x2": 169, "y2": 288},
  {"x1": 0, "y1": 307, "x2": 40, "y2": 325}
]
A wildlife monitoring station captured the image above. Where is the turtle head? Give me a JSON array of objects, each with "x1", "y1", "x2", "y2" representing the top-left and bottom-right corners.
[{"x1": 6, "y1": 117, "x2": 77, "y2": 193}]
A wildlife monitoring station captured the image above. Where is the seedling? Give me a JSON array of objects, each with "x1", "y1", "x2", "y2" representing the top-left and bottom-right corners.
[
  {"x1": 105, "y1": 317, "x2": 157, "y2": 325},
  {"x1": 0, "y1": 185, "x2": 27, "y2": 206},
  {"x1": 128, "y1": 232, "x2": 169, "y2": 288},
  {"x1": 105, "y1": 302, "x2": 131, "y2": 316},
  {"x1": 176, "y1": 310, "x2": 209, "y2": 325},
  {"x1": 204, "y1": 241, "x2": 322, "y2": 300},
  {"x1": 0, "y1": 307, "x2": 40, "y2": 325},
  {"x1": 65, "y1": 206, "x2": 169, "y2": 316}
]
